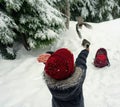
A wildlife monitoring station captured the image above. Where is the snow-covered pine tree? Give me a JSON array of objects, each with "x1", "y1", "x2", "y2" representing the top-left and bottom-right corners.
[
  {"x1": 17, "y1": 0, "x2": 65, "y2": 48},
  {"x1": 70, "y1": 0, "x2": 120, "y2": 22},
  {"x1": 97, "y1": 0, "x2": 120, "y2": 22},
  {"x1": 0, "y1": 11, "x2": 18, "y2": 59},
  {"x1": 0, "y1": 0, "x2": 65, "y2": 59},
  {"x1": 52, "y1": 0, "x2": 70, "y2": 29},
  {"x1": 70, "y1": 0, "x2": 97, "y2": 22}
]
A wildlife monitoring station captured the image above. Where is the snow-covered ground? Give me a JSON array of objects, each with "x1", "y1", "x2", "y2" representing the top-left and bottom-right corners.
[{"x1": 0, "y1": 19, "x2": 120, "y2": 107}]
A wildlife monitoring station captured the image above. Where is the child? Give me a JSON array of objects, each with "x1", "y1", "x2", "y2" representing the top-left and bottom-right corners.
[{"x1": 38, "y1": 45, "x2": 89, "y2": 107}]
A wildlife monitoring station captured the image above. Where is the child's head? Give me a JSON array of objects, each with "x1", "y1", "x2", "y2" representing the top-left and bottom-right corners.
[{"x1": 45, "y1": 48, "x2": 74, "y2": 80}]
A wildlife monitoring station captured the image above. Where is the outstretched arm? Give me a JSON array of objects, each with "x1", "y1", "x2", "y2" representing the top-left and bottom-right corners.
[
  {"x1": 75, "y1": 49, "x2": 89, "y2": 70},
  {"x1": 75, "y1": 40, "x2": 90, "y2": 70}
]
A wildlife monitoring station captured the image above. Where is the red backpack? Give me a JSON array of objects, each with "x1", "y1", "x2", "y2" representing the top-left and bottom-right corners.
[{"x1": 94, "y1": 48, "x2": 110, "y2": 68}]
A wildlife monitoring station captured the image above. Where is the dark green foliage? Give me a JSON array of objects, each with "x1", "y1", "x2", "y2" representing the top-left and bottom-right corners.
[
  {"x1": 70, "y1": 0, "x2": 120, "y2": 22},
  {"x1": 0, "y1": 0, "x2": 65, "y2": 59},
  {"x1": 0, "y1": 42, "x2": 16, "y2": 59}
]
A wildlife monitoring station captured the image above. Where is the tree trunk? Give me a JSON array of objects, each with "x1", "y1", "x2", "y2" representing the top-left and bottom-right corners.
[
  {"x1": 12, "y1": 29, "x2": 31, "y2": 51},
  {"x1": 21, "y1": 33, "x2": 31, "y2": 51},
  {"x1": 65, "y1": 0, "x2": 70, "y2": 29}
]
